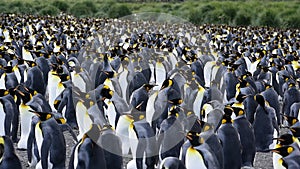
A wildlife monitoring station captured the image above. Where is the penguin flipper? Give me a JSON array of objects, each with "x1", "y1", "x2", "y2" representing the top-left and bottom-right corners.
[{"x1": 41, "y1": 134, "x2": 52, "y2": 169}]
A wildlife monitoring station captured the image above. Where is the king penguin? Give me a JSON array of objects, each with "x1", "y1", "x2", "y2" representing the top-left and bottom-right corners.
[
  {"x1": 253, "y1": 94, "x2": 279, "y2": 152},
  {"x1": 0, "y1": 136, "x2": 22, "y2": 169},
  {"x1": 217, "y1": 106, "x2": 242, "y2": 169},
  {"x1": 69, "y1": 124, "x2": 107, "y2": 169},
  {"x1": 159, "y1": 157, "x2": 186, "y2": 169},
  {"x1": 232, "y1": 98, "x2": 256, "y2": 168},
  {"x1": 16, "y1": 87, "x2": 34, "y2": 150},
  {"x1": 157, "y1": 106, "x2": 185, "y2": 161}
]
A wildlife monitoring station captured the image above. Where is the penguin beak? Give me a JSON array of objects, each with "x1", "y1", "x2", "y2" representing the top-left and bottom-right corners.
[
  {"x1": 186, "y1": 135, "x2": 193, "y2": 141},
  {"x1": 273, "y1": 138, "x2": 284, "y2": 141},
  {"x1": 16, "y1": 90, "x2": 25, "y2": 96},
  {"x1": 135, "y1": 101, "x2": 144, "y2": 110}
]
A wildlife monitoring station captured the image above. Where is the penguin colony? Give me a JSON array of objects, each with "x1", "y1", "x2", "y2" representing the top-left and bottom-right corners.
[{"x1": 0, "y1": 13, "x2": 300, "y2": 169}]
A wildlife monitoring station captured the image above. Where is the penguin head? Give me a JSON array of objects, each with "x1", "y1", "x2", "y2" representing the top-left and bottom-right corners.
[
  {"x1": 274, "y1": 134, "x2": 295, "y2": 146},
  {"x1": 265, "y1": 83, "x2": 272, "y2": 89},
  {"x1": 25, "y1": 60, "x2": 37, "y2": 67},
  {"x1": 271, "y1": 146, "x2": 294, "y2": 157},
  {"x1": 290, "y1": 127, "x2": 300, "y2": 138},
  {"x1": 131, "y1": 107, "x2": 145, "y2": 121},
  {"x1": 31, "y1": 110, "x2": 53, "y2": 121},
  {"x1": 168, "y1": 105, "x2": 180, "y2": 117},
  {"x1": 168, "y1": 98, "x2": 183, "y2": 106},
  {"x1": 100, "y1": 85, "x2": 114, "y2": 100},
  {"x1": 186, "y1": 131, "x2": 204, "y2": 147},
  {"x1": 1, "y1": 66, "x2": 13, "y2": 73},
  {"x1": 56, "y1": 73, "x2": 70, "y2": 82},
  {"x1": 222, "y1": 106, "x2": 233, "y2": 124},
  {"x1": 254, "y1": 94, "x2": 265, "y2": 107},
  {"x1": 160, "y1": 79, "x2": 173, "y2": 90},
  {"x1": 0, "y1": 89, "x2": 9, "y2": 97},
  {"x1": 283, "y1": 115, "x2": 298, "y2": 126},
  {"x1": 16, "y1": 89, "x2": 32, "y2": 104},
  {"x1": 235, "y1": 93, "x2": 247, "y2": 103},
  {"x1": 143, "y1": 84, "x2": 156, "y2": 92}
]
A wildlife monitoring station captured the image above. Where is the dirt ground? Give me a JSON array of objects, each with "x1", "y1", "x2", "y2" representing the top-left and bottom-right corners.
[{"x1": 15, "y1": 129, "x2": 274, "y2": 169}]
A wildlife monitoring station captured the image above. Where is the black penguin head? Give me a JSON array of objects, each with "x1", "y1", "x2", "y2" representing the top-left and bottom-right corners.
[
  {"x1": 0, "y1": 89, "x2": 9, "y2": 97},
  {"x1": 131, "y1": 108, "x2": 145, "y2": 121},
  {"x1": 16, "y1": 89, "x2": 32, "y2": 104},
  {"x1": 254, "y1": 94, "x2": 265, "y2": 107},
  {"x1": 2, "y1": 66, "x2": 13, "y2": 73},
  {"x1": 274, "y1": 134, "x2": 294, "y2": 146},
  {"x1": 143, "y1": 84, "x2": 156, "y2": 92},
  {"x1": 265, "y1": 83, "x2": 272, "y2": 89},
  {"x1": 100, "y1": 85, "x2": 114, "y2": 100},
  {"x1": 25, "y1": 60, "x2": 37, "y2": 67},
  {"x1": 290, "y1": 127, "x2": 300, "y2": 138},
  {"x1": 186, "y1": 131, "x2": 204, "y2": 147},
  {"x1": 168, "y1": 98, "x2": 183, "y2": 106},
  {"x1": 56, "y1": 73, "x2": 70, "y2": 82},
  {"x1": 31, "y1": 111, "x2": 53, "y2": 121},
  {"x1": 168, "y1": 105, "x2": 180, "y2": 117},
  {"x1": 236, "y1": 93, "x2": 247, "y2": 103},
  {"x1": 283, "y1": 115, "x2": 299, "y2": 126},
  {"x1": 271, "y1": 146, "x2": 294, "y2": 157},
  {"x1": 222, "y1": 106, "x2": 233, "y2": 124},
  {"x1": 160, "y1": 79, "x2": 173, "y2": 90}
]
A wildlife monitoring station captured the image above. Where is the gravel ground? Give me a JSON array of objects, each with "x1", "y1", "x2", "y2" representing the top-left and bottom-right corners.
[{"x1": 15, "y1": 129, "x2": 274, "y2": 169}]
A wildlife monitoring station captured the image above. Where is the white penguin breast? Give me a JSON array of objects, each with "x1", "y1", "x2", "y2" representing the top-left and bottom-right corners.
[
  {"x1": 0, "y1": 103, "x2": 5, "y2": 136},
  {"x1": 186, "y1": 147, "x2": 207, "y2": 169}
]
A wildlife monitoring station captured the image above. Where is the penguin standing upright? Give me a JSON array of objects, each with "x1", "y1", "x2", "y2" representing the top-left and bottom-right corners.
[
  {"x1": 0, "y1": 89, "x2": 19, "y2": 142},
  {"x1": 232, "y1": 98, "x2": 256, "y2": 168},
  {"x1": 69, "y1": 124, "x2": 107, "y2": 169},
  {"x1": 253, "y1": 94, "x2": 279, "y2": 151},
  {"x1": 262, "y1": 83, "x2": 281, "y2": 125},
  {"x1": 99, "y1": 124, "x2": 123, "y2": 169},
  {"x1": 282, "y1": 81, "x2": 300, "y2": 117},
  {"x1": 16, "y1": 86, "x2": 34, "y2": 150},
  {"x1": 129, "y1": 108, "x2": 158, "y2": 169},
  {"x1": 35, "y1": 117, "x2": 66, "y2": 169},
  {"x1": 0, "y1": 136, "x2": 22, "y2": 169},
  {"x1": 184, "y1": 130, "x2": 221, "y2": 169},
  {"x1": 157, "y1": 106, "x2": 184, "y2": 160},
  {"x1": 217, "y1": 106, "x2": 242, "y2": 169}
]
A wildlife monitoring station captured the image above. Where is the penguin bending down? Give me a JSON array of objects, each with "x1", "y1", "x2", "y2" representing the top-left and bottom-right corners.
[
  {"x1": 271, "y1": 145, "x2": 300, "y2": 169},
  {"x1": 159, "y1": 157, "x2": 186, "y2": 169},
  {"x1": 217, "y1": 106, "x2": 242, "y2": 169},
  {"x1": 0, "y1": 136, "x2": 22, "y2": 169}
]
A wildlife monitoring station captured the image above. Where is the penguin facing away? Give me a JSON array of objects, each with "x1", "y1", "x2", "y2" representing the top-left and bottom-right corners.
[{"x1": 0, "y1": 136, "x2": 22, "y2": 169}]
